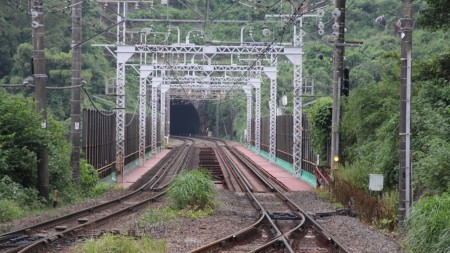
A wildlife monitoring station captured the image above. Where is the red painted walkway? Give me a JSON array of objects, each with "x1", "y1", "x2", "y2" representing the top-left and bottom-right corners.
[
  {"x1": 115, "y1": 141, "x2": 312, "y2": 192},
  {"x1": 116, "y1": 149, "x2": 171, "y2": 189},
  {"x1": 234, "y1": 146, "x2": 312, "y2": 191}
]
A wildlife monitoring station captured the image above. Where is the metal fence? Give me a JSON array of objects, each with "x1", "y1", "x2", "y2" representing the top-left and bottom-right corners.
[
  {"x1": 82, "y1": 109, "x2": 160, "y2": 178},
  {"x1": 252, "y1": 114, "x2": 319, "y2": 175}
]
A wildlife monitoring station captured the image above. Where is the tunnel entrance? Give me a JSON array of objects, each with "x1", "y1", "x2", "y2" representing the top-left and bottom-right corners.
[{"x1": 170, "y1": 101, "x2": 201, "y2": 136}]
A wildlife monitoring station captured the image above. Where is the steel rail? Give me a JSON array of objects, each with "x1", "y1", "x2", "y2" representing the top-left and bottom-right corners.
[
  {"x1": 189, "y1": 137, "x2": 302, "y2": 252},
  {"x1": 0, "y1": 138, "x2": 194, "y2": 253},
  {"x1": 15, "y1": 138, "x2": 194, "y2": 253},
  {"x1": 191, "y1": 137, "x2": 349, "y2": 252}
]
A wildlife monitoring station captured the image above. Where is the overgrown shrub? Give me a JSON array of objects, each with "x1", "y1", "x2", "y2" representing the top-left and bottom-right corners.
[
  {"x1": 305, "y1": 97, "x2": 332, "y2": 163},
  {"x1": 404, "y1": 192, "x2": 450, "y2": 253},
  {"x1": 168, "y1": 169, "x2": 217, "y2": 210},
  {"x1": 0, "y1": 175, "x2": 46, "y2": 209},
  {"x1": 333, "y1": 162, "x2": 398, "y2": 229},
  {"x1": 75, "y1": 159, "x2": 113, "y2": 198}
]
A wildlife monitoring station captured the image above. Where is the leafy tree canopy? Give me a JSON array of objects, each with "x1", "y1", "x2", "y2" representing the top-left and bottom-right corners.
[{"x1": 418, "y1": 0, "x2": 450, "y2": 31}]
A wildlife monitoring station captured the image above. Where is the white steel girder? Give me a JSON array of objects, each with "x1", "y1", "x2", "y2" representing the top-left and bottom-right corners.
[
  {"x1": 264, "y1": 66, "x2": 278, "y2": 163},
  {"x1": 160, "y1": 85, "x2": 170, "y2": 147},
  {"x1": 138, "y1": 66, "x2": 152, "y2": 166},
  {"x1": 152, "y1": 64, "x2": 263, "y2": 73},
  {"x1": 151, "y1": 77, "x2": 162, "y2": 154},
  {"x1": 115, "y1": 46, "x2": 134, "y2": 182},
  {"x1": 252, "y1": 79, "x2": 261, "y2": 153},
  {"x1": 160, "y1": 76, "x2": 250, "y2": 84},
  {"x1": 288, "y1": 19, "x2": 304, "y2": 177},
  {"x1": 135, "y1": 45, "x2": 286, "y2": 55},
  {"x1": 243, "y1": 85, "x2": 253, "y2": 147}
]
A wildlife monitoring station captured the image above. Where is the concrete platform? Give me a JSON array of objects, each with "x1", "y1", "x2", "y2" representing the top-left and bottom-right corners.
[{"x1": 234, "y1": 146, "x2": 312, "y2": 192}]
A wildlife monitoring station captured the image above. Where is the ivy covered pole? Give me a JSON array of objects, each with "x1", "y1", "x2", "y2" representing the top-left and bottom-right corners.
[{"x1": 399, "y1": 0, "x2": 413, "y2": 224}]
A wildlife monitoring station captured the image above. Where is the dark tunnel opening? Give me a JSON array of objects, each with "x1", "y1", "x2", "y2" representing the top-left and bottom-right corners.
[{"x1": 170, "y1": 102, "x2": 201, "y2": 136}]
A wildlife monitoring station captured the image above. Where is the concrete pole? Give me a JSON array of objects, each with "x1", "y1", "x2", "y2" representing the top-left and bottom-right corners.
[
  {"x1": 399, "y1": 0, "x2": 413, "y2": 224},
  {"x1": 31, "y1": 0, "x2": 49, "y2": 199},
  {"x1": 71, "y1": 0, "x2": 82, "y2": 186},
  {"x1": 330, "y1": 0, "x2": 345, "y2": 169}
]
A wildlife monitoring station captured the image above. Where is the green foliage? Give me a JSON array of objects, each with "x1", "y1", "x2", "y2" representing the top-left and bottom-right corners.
[
  {"x1": 404, "y1": 192, "x2": 450, "y2": 253},
  {"x1": 0, "y1": 175, "x2": 46, "y2": 208},
  {"x1": 0, "y1": 92, "x2": 46, "y2": 187},
  {"x1": 72, "y1": 234, "x2": 166, "y2": 253},
  {"x1": 168, "y1": 169, "x2": 217, "y2": 210},
  {"x1": 333, "y1": 163, "x2": 399, "y2": 229},
  {"x1": 335, "y1": 161, "x2": 371, "y2": 191},
  {"x1": 340, "y1": 79, "x2": 399, "y2": 188},
  {"x1": 418, "y1": 0, "x2": 450, "y2": 31},
  {"x1": 79, "y1": 159, "x2": 100, "y2": 196},
  {"x1": 0, "y1": 199, "x2": 24, "y2": 223},
  {"x1": 305, "y1": 97, "x2": 332, "y2": 162}
]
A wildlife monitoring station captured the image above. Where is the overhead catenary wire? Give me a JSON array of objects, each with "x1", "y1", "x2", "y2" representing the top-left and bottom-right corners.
[{"x1": 82, "y1": 86, "x2": 116, "y2": 116}]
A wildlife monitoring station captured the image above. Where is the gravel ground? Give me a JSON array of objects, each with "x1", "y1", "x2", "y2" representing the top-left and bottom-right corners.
[
  {"x1": 2, "y1": 189, "x2": 405, "y2": 253},
  {"x1": 0, "y1": 140, "x2": 405, "y2": 253},
  {"x1": 286, "y1": 191, "x2": 405, "y2": 253}
]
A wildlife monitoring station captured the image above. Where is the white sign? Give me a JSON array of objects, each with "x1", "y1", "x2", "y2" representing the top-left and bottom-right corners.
[
  {"x1": 369, "y1": 174, "x2": 384, "y2": 191},
  {"x1": 75, "y1": 122, "x2": 80, "y2": 130}
]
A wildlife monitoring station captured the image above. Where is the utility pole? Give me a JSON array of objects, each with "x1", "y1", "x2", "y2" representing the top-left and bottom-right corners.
[
  {"x1": 330, "y1": 0, "x2": 346, "y2": 169},
  {"x1": 70, "y1": 0, "x2": 82, "y2": 186},
  {"x1": 31, "y1": 0, "x2": 49, "y2": 199},
  {"x1": 71, "y1": 0, "x2": 82, "y2": 186},
  {"x1": 399, "y1": 0, "x2": 412, "y2": 224}
]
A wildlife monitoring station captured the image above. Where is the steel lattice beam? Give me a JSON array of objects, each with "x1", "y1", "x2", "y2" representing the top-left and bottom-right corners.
[
  {"x1": 115, "y1": 46, "x2": 134, "y2": 182},
  {"x1": 243, "y1": 85, "x2": 253, "y2": 147},
  {"x1": 151, "y1": 78, "x2": 161, "y2": 155},
  {"x1": 252, "y1": 79, "x2": 261, "y2": 153},
  {"x1": 287, "y1": 19, "x2": 304, "y2": 178},
  {"x1": 160, "y1": 85, "x2": 169, "y2": 147},
  {"x1": 135, "y1": 45, "x2": 286, "y2": 55},
  {"x1": 264, "y1": 66, "x2": 278, "y2": 163},
  {"x1": 138, "y1": 66, "x2": 152, "y2": 166}
]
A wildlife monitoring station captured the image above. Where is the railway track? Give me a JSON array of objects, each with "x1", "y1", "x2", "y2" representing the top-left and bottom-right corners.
[
  {"x1": 191, "y1": 137, "x2": 349, "y2": 253},
  {"x1": 0, "y1": 137, "x2": 195, "y2": 253}
]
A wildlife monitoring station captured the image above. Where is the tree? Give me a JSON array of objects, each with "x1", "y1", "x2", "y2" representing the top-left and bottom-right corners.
[
  {"x1": 418, "y1": 0, "x2": 450, "y2": 31},
  {"x1": 0, "y1": 92, "x2": 46, "y2": 187}
]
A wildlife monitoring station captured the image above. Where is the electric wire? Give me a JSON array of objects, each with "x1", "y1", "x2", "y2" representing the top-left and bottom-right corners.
[{"x1": 82, "y1": 86, "x2": 116, "y2": 116}]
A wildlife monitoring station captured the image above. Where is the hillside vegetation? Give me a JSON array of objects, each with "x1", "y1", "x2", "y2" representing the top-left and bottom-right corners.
[{"x1": 0, "y1": 0, "x2": 449, "y2": 251}]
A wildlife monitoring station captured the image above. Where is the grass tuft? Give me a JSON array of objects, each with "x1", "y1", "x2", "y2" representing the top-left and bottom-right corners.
[
  {"x1": 404, "y1": 192, "x2": 450, "y2": 253},
  {"x1": 0, "y1": 199, "x2": 24, "y2": 222},
  {"x1": 168, "y1": 169, "x2": 217, "y2": 210},
  {"x1": 72, "y1": 234, "x2": 166, "y2": 253}
]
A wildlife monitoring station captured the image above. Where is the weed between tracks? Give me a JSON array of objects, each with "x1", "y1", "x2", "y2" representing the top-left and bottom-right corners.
[{"x1": 72, "y1": 233, "x2": 166, "y2": 253}]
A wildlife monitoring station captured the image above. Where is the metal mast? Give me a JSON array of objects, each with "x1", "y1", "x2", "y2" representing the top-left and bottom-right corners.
[
  {"x1": 71, "y1": 0, "x2": 82, "y2": 186},
  {"x1": 399, "y1": 0, "x2": 412, "y2": 223}
]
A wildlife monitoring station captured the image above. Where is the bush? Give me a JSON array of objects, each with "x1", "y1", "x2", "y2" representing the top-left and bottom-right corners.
[
  {"x1": 333, "y1": 162, "x2": 398, "y2": 229},
  {"x1": 168, "y1": 169, "x2": 217, "y2": 210},
  {"x1": 305, "y1": 97, "x2": 332, "y2": 162},
  {"x1": 80, "y1": 159, "x2": 100, "y2": 197},
  {"x1": 0, "y1": 199, "x2": 24, "y2": 222},
  {"x1": 404, "y1": 192, "x2": 450, "y2": 253},
  {"x1": 0, "y1": 175, "x2": 46, "y2": 209}
]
